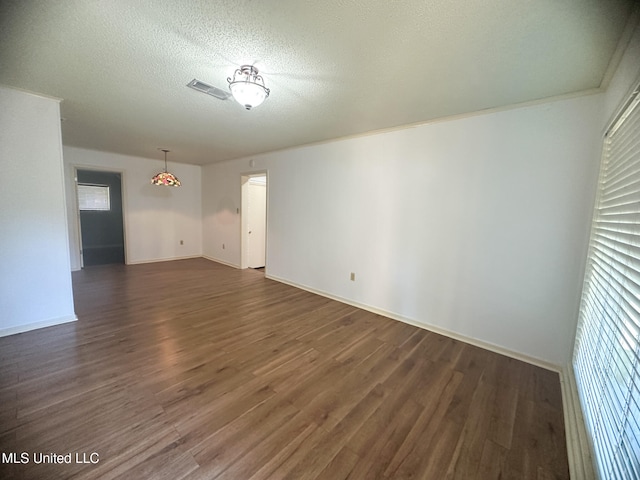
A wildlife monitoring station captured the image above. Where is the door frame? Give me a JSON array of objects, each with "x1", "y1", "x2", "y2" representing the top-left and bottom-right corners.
[
  {"x1": 74, "y1": 166, "x2": 128, "y2": 268},
  {"x1": 240, "y1": 170, "x2": 268, "y2": 270}
]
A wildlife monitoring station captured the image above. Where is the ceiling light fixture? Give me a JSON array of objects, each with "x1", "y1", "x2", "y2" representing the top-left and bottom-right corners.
[
  {"x1": 151, "y1": 149, "x2": 181, "y2": 187},
  {"x1": 227, "y1": 65, "x2": 270, "y2": 110}
]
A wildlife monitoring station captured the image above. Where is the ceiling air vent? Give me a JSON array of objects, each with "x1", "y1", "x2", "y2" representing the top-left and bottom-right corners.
[{"x1": 186, "y1": 78, "x2": 231, "y2": 100}]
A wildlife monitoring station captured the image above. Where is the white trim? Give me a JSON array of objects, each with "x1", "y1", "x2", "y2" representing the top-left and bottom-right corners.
[
  {"x1": 202, "y1": 255, "x2": 240, "y2": 269},
  {"x1": 566, "y1": 72, "x2": 640, "y2": 480},
  {"x1": 265, "y1": 273, "x2": 560, "y2": 372},
  {"x1": 0, "y1": 83, "x2": 62, "y2": 102},
  {"x1": 213, "y1": 89, "x2": 603, "y2": 168},
  {"x1": 0, "y1": 315, "x2": 78, "y2": 338},
  {"x1": 560, "y1": 364, "x2": 597, "y2": 480},
  {"x1": 126, "y1": 254, "x2": 202, "y2": 266},
  {"x1": 604, "y1": 78, "x2": 640, "y2": 138}
]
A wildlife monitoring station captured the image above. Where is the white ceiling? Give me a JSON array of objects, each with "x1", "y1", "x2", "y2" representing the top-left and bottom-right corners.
[{"x1": 0, "y1": 0, "x2": 635, "y2": 165}]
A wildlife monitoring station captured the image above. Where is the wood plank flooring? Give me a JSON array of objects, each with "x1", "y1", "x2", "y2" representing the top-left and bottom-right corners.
[{"x1": 0, "y1": 258, "x2": 569, "y2": 479}]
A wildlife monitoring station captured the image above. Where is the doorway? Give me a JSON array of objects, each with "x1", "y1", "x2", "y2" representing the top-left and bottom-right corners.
[
  {"x1": 241, "y1": 173, "x2": 267, "y2": 270},
  {"x1": 76, "y1": 169, "x2": 125, "y2": 267}
]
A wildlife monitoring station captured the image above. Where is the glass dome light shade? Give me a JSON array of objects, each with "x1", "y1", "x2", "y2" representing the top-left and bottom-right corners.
[{"x1": 228, "y1": 65, "x2": 270, "y2": 110}]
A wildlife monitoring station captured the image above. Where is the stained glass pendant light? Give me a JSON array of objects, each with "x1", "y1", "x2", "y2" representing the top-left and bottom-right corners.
[{"x1": 151, "y1": 149, "x2": 181, "y2": 186}]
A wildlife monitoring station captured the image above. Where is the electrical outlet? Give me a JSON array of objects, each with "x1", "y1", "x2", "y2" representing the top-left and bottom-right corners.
[{"x1": 350, "y1": 272, "x2": 355, "y2": 281}]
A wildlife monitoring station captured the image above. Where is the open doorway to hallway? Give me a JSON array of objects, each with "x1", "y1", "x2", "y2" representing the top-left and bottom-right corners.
[
  {"x1": 76, "y1": 169, "x2": 125, "y2": 267},
  {"x1": 240, "y1": 173, "x2": 267, "y2": 271}
]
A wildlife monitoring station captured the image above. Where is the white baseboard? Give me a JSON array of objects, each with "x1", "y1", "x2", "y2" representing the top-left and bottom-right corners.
[
  {"x1": 75, "y1": 255, "x2": 237, "y2": 269},
  {"x1": 265, "y1": 273, "x2": 560, "y2": 372},
  {"x1": 202, "y1": 255, "x2": 240, "y2": 269},
  {"x1": 126, "y1": 255, "x2": 201, "y2": 265},
  {"x1": 560, "y1": 365, "x2": 597, "y2": 479},
  {"x1": 0, "y1": 314, "x2": 78, "y2": 337}
]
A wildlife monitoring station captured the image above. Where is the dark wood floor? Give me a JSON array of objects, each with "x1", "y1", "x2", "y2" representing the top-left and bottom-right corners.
[{"x1": 0, "y1": 258, "x2": 569, "y2": 479}]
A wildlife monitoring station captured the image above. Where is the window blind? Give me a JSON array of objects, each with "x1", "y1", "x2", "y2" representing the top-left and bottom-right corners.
[
  {"x1": 574, "y1": 85, "x2": 640, "y2": 480},
  {"x1": 78, "y1": 184, "x2": 111, "y2": 211}
]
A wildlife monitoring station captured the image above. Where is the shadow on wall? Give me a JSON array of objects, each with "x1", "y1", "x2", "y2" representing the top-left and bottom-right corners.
[
  {"x1": 216, "y1": 197, "x2": 237, "y2": 225},
  {"x1": 140, "y1": 182, "x2": 177, "y2": 198}
]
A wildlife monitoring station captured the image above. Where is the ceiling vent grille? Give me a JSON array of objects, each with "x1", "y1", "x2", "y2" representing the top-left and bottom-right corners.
[{"x1": 186, "y1": 79, "x2": 231, "y2": 100}]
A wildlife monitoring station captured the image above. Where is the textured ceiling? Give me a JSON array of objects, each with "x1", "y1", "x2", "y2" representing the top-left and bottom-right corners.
[{"x1": 0, "y1": 0, "x2": 635, "y2": 165}]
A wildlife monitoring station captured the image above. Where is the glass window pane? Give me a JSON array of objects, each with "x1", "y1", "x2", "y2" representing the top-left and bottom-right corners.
[
  {"x1": 574, "y1": 86, "x2": 640, "y2": 480},
  {"x1": 78, "y1": 184, "x2": 110, "y2": 211}
]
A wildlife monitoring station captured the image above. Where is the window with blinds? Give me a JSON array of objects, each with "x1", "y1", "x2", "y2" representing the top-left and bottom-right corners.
[
  {"x1": 77, "y1": 184, "x2": 111, "y2": 211},
  {"x1": 573, "y1": 84, "x2": 640, "y2": 480}
]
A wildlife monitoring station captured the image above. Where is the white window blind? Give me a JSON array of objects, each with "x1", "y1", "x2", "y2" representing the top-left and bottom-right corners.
[
  {"x1": 574, "y1": 85, "x2": 640, "y2": 480},
  {"x1": 78, "y1": 184, "x2": 110, "y2": 211}
]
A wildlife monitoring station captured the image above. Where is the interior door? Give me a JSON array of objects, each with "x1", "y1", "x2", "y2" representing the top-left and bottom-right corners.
[
  {"x1": 77, "y1": 170, "x2": 125, "y2": 266},
  {"x1": 247, "y1": 178, "x2": 266, "y2": 268}
]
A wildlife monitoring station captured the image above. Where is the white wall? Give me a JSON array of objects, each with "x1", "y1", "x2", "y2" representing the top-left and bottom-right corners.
[
  {"x1": 202, "y1": 93, "x2": 603, "y2": 366},
  {"x1": 0, "y1": 86, "x2": 76, "y2": 336},
  {"x1": 202, "y1": 160, "x2": 244, "y2": 267},
  {"x1": 63, "y1": 147, "x2": 202, "y2": 269}
]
